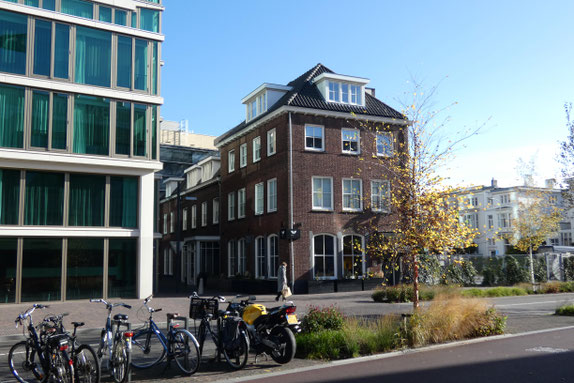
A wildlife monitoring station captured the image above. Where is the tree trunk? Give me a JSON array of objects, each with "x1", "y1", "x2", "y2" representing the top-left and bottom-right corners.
[
  {"x1": 528, "y1": 245, "x2": 536, "y2": 291},
  {"x1": 413, "y1": 253, "x2": 420, "y2": 309}
]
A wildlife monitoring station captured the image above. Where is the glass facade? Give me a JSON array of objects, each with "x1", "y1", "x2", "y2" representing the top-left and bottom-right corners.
[
  {"x1": 117, "y1": 36, "x2": 132, "y2": 88},
  {"x1": 24, "y1": 171, "x2": 64, "y2": 225},
  {"x1": 0, "y1": 84, "x2": 24, "y2": 148},
  {"x1": 67, "y1": 238, "x2": 104, "y2": 299},
  {"x1": 31, "y1": 91, "x2": 50, "y2": 148},
  {"x1": 110, "y1": 176, "x2": 138, "y2": 228},
  {"x1": 0, "y1": 238, "x2": 17, "y2": 303},
  {"x1": 99, "y1": 6, "x2": 112, "y2": 23},
  {"x1": 115, "y1": 101, "x2": 131, "y2": 155},
  {"x1": 61, "y1": 0, "x2": 93, "y2": 18},
  {"x1": 0, "y1": 169, "x2": 20, "y2": 225},
  {"x1": 33, "y1": 20, "x2": 51, "y2": 76},
  {"x1": 21, "y1": 238, "x2": 62, "y2": 302},
  {"x1": 52, "y1": 93, "x2": 68, "y2": 149},
  {"x1": 114, "y1": 9, "x2": 126, "y2": 26},
  {"x1": 73, "y1": 95, "x2": 110, "y2": 155},
  {"x1": 75, "y1": 27, "x2": 111, "y2": 87},
  {"x1": 108, "y1": 238, "x2": 137, "y2": 298},
  {"x1": 69, "y1": 173, "x2": 105, "y2": 226},
  {"x1": 140, "y1": 8, "x2": 159, "y2": 32},
  {"x1": 54, "y1": 23, "x2": 70, "y2": 79},
  {"x1": 134, "y1": 39, "x2": 148, "y2": 91},
  {"x1": 0, "y1": 10, "x2": 27, "y2": 75},
  {"x1": 133, "y1": 103, "x2": 147, "y2": 156}
]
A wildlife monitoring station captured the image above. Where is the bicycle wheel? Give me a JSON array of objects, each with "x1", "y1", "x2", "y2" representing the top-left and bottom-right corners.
[
  {"x1": 44, "y1": 349, "x2": 74, "y2": 383},
  {"x1": 222, "y1": 329, "x2": 249, "y2": 370},
  {"x1": 130, "y1": 329, "x2": 165, "y2": 369},
  {"x1": 74, "y1": 344, "x2": 100, "y2": 383},
  {"x1": 110, "y1": 339, "x2": 129, "y2": 383},
  {"x1": 8, "y1": 341, "x2": 44, "y2": 383},
  {"x1": 172, "y1": 329, "x2": 200, "y2": 375}
]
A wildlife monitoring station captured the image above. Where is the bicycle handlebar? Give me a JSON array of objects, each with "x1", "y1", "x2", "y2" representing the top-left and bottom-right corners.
[
  {"x1": 189, "y1": 291, "x2": 226, "y2": 303},
  {"x1": 15, "y1": 304, "x2": 49, "y2": 328},
  {"x1": 90, "y1": 298, "x2": 131, "y2": 311}
]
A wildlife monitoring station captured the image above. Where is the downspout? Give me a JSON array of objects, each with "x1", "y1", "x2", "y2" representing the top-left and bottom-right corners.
[{"x1": 289, "y1": 112, "x2": 295, "y2": 291}]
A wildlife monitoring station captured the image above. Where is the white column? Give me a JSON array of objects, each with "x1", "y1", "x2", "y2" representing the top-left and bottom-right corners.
[{"x1": 138, "y1": 171, "x2": 155, "y2": 298}]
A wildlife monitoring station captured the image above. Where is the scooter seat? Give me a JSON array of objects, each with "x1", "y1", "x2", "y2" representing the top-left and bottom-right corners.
[{"x1": 113, "y1": 314, "x2": 128, "y2": 321}]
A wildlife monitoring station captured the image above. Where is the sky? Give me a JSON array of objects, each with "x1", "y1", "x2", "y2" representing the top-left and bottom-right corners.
[{"x1": 160, "y1": 0, "x2": 574, "y2": 188}]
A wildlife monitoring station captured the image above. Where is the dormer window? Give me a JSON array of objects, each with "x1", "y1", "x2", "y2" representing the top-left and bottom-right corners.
[
  {"x1": 313, "y1": 73, "x2": 369, "y2": 107},
  {"x1": 242, "y1": 83, "x2": 292, "y2": 122}
]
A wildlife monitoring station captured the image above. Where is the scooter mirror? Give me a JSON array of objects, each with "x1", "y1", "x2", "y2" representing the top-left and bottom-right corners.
[{"x1": 250, "y1": 295, "x2": 256, "y2": 301}]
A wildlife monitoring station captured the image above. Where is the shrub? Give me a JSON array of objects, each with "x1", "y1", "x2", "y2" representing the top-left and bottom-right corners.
[
  {"x1": 443, "y1": 260, "x2": 477, "y2": 286},
  {"x1": 372, "y1": 284, "x2": 439, "y2": 303},
  {"x1": 461, "y1": 286, "x2": 527, "y2": 298},
  {"x1": 559, "y1": 281, "x2": 574, "y2": 292},
  {"x1": 504, "y1": 255, "x2": 528, "y2": 285},
  {"x1": 555, "y1": 304, "x2": 574, "y2": 316},
  {"x1": 564, "y1": 257, "x2": 574, "y2": 281},
  {"x1": 300, "y1": 305, "x2": 345, "y2": 333},
  {"x1": 541, "y1": 281, "x2": 562, "y2": 294}
]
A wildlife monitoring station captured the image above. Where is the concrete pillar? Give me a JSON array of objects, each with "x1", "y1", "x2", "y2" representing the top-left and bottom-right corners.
[{"x1": 138, "y1": 171, "x2": 155, "y2": 298}]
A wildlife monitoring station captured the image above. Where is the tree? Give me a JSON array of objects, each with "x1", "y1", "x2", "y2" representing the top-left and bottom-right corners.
[
  {"x1": 559, "y1": 102, "x2": 574, "y2": 204},
  {"x1": 359, "y1": 79, "x2": 480, "y2": 309}
]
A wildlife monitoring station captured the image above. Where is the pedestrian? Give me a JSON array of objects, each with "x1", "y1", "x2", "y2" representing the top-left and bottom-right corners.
[{"x1": 275, "y1": 261, "x2": 289, "y2": 301}]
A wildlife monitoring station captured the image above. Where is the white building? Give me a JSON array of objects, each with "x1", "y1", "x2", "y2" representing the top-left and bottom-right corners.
[
  {"x1": 0, "y1": 0, "x2": 163, "y2": 303},
  {"x1": 458, "y1": 179, "x2": 571, "y2": 257}
]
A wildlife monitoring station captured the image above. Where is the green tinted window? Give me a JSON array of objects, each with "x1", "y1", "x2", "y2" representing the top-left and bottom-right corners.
[
  {"x1": 24, "y1": 171, "x2": 64, "y2": 225},
  {"x1": 108, "y1": 238, "x2": 137, "y2": 298},
  {"x1": 73, "y1": 95, "x2": 109, "y2": 155},
  {"x1": 31, "y1": 91, "x2": 49, "y2": 148},
  {"x1": 115, "y1": 102, "x2": 130, "y2": 155},
  {"x1": 33, "y1": 20, "x2": 51, "y2": 76},
  {"x1": 61, "y1": 0, "x2": 93, "y2": 18},
  {"x1": 0, "y1": 169, "x2": 20, "y2": 225},
  {"x1": 114, "y1": 9, "x2": 127, "y2": 26},
  {"x1": 98, "y1": 6, "x2": 112, "y2": 22},
  {"x1": 0, "y1": 238, "x2": 17, "y2": 303},
  {"x1": 42, "y1": 0, "x2": 55, "y2": 10},
  {"x1": 54, "y1": 24, "x2": 70, "y2": 79},
  {"x1": 131, "y1": 12, "x2": 137, "y2": 28},
  {"x1": 117, "y1": 36, "x2": 132, "y2": 88},
  {"x1": 0, "y1": 10, "x2": 28, "y2": 75},
  {"x1": 140, "y1": 8, "x2": 159, "y2": 32},
  {"x1": 25, "y1": 0, "x2": 39, "y2": 7},
  {"x1": 133, "y1": 104, "x2": 146, "y2": 157},
  {"x1": 69, "y1": 173, "x2": 105, "y2": 226},
  {"x1": 67, "y1": 238, "x2": 104, "y2": 299},
  {"x1": 75, "y1": 26, "x2": 111, "y2": 87},
  {"x1": 21, "y1": 238, "x2": 62, "y2": 302},
  {"x1": 134, "y1": 39, "x2": 147, "y2": 91},
  {"x1": 152, "y1": 42, "x2": 158, "y2": 95},
  {"x1": 52, "y1": 93, "x2": 67, "y2": 150},
  {"x1": 0, "y1": 84, "x2": 24, "y2": 148},
  {"x1": 151, "y1": 106, "x2": 157, "y2": 160},
  {"x1": 110, "y1": 176, "x2": 138, "y2": 228}
]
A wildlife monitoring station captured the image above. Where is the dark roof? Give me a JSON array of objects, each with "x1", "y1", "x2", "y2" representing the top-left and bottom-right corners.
[{"x1": 215, "y1": 63, "x2": 405, "y2": 145}]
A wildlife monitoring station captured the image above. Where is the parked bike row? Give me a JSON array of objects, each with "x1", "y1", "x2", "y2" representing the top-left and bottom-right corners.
[{"x1": 7, "y1": 293, "x2": 301, "y2": 382}]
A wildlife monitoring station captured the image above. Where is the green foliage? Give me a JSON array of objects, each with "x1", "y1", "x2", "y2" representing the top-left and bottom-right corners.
[
  {"x1": 442, "y1": 260, "x2": 477, "y2": 286},
  {"x1": 469, "y1": 308, "x2": 507, "y2": 337},
  {"x1": 564, "y1": 257, "x2": 574, "y2": 281},
  {"x1": 503, "y1": 255, "x2": 528, "y2": 285},
  {"x1": 533, "y1": 257, "x2": 547, "y2": 283},
  {"x1": 371, "y1": 284, "x2": 436, "y2": 303},
  {"x1": 555, "y1": 304, "x2": 574, "y2": 316},
  {"x1": 461, "y1": 286, "x2": 528, "y2": 298},
  {"x1": 481, "y1": 257, "x2": 504, "y2": 286},
  {"x1": 300, "y1": 305, "x2": 345, "y2": 333},
  {"x1": 419, "y1": 253, "x2": 442, "y2": 285}
]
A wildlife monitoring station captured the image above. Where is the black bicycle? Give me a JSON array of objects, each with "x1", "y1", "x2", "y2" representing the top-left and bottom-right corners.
[
  {"x1": 189, "y1": 292, "x2": 250, "y2": 370},
  {"x1": 8, "y1": 304, "x2": 75, "y2": 383}
]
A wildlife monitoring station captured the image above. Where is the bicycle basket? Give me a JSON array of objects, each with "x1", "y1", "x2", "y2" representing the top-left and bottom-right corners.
[{"x1": 189, "y1": 297, "x2": 218, "y2": 320}]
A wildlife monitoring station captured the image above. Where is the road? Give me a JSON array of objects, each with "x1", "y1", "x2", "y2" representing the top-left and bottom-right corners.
[{"x1": 1, "y1": 292, "x2": 574, "y2": 382}]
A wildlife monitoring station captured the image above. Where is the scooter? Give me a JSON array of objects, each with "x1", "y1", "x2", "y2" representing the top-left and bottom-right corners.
[{"x1": 226, "y1": 295, "x2": 300, "y2": 364}]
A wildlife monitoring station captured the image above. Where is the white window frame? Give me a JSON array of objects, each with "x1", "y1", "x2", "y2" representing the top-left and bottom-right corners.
[
  {"x1": 238, "y1": 238, "x2": 246, "y2": 275},
  {"x1": 371, "y1": 180, "x2": 390, "y2": 213},
  {"x1": 228, "y1": 149, "x2": 235, "y2": 173},
  {"x1": 255, "y1": 236, "x2": 266, "y2": 279},
  {"x1": 201, "y1": 201, "x2": 207, "y2": 227},
  {"x1": 228, "y1": 192, "x2": 235, "y2": 221},
  {"x1": 169, "y1": 212, "x2": 174, "y2": 233},
  {"x1": 487, "y1": 215, "x2": 494, "y2": 229},
  {"x1": 255, "y1": 182, "x2": 264, "y2": 215},
  {"x1": 376, "y1": 132, "x2": 394, "y2": 157},
  {"x1": 239, "y1": 143, "x2": 247, "y2": 168},
  {"x1": 267, "y1": 128, "x2": 276, "y2": 156},
  {"x1": 191, "y1": 205, "x2": 197, "y2": 229},
  {"x1": 268, "y1": 234, "x2": 279, "y2": 279},
  {"x1": 213, "y1": 198, "x2": 219, "y2": 224},
  {"x1": 163, "y1": 248, "x2": 173, "y2": 276},
  {"x1": 253, "y1": 136, "x2": 261, "y2": 162},
  {"x1": 342, "y1": 235, "x2": 365, "y2": 278},
  {"x1": 342, "y1": 178, "x2": 362, "y2": 212},
  {"x1": 312, "y1": 176, "x2": 333, "y2": 211},
  {"x1": 341, "y1": 128, "x2": 360, "y2": 155},
  {"x1": 163, "y1": 213, "x2": 167, "y2": 234},
  {"x1": 312, "y1": 234, "x2": 337, "y2": 280},
  {"x1": 237, "y1": 188, "x2": 246, "y2": 219},
  {"x1": 305, "y1": 124, "x2": 324, "y2": 151},
  {"x1": 182, "y1": 208, "x2": 188, "y2": 230},
  {"x1": 464, "y1": 213, "x2": 478, "y2": 229},
  {"x1": 267, "y1": 178, "x2": 277, "y2": 213},
  {"x1": 328, "y1": 81, "x2": 340, "y2": 102},
  {"x1": 228, "y1": 240, "x2": 236, "y2": 277}
]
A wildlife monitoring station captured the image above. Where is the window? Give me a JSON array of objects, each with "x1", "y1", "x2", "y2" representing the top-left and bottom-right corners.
[
  {"x1": 498, "y1": 212, "x2": 511, "y2": 228},
  {"x1": 500, "y1": 194, "x2": 510, "y2": 205},
  {"x1": 202, "y1": 162, "x2": 212, "y2": 181},
  {"x1": 305, "y1": 125, "x2": 324, "y2": 151},
  {"x1": 191, "y1": 205, "x2": 197, "y2": 229},
  {"x1": 133, "y1": 104, "x2": 147, "y2": 157},
  {"x1": 561, "y1": 232, "x2": 572, "y2": 246},
  {"x1": 314, "y1": 234, "x2": 335, "y2": 279},
  {"x1": 69, "y1": 174, "x2": 105, "y2": 226},
  {"x1": 267, "y1": 129, "x2": 276, "y2": 156},
  {"x1": 464, "y1": 213, "x2": 478, "y2": 229},
  {"x1": 487, "y1": 197, "x2": 494, "y2": 206},
  {"x1": 182, "y1": 208, "x2": 188, "y2": 230},
  {"x1": 33, "y1": 20, "x2": 51, "y2": 76},
  {"x1": 24, "y1": 171, "x2": 64, "y2": 225},
  {"x1": 0, "y1": 84, "x2": 25, "y2": 149},
  {"x1": 237, "y1": 188, "x2": 246, "y2": 218},
  {"x1": 342, "y1": 128, "x2": 360, "y2": 154},
  {"x1": 213, "y1": 198, "x2": 219, "y2": 224},
  {"x1": 312, "y1": 177, "x2": 333, "y2": 210},
  {"x1": 115, "y1": 102, "x2": 130, "y2": 155},
  {"x1": 73, "y1": 95, "x2": 110, "y2": 155},
  {"x1": 255, "y1": 183, "x2": 264, "y2": 215},
  {"x1": 201, "y1": 202, "x2": 207, "y2": 227},
  {"x1": 238, "y1": 238, "x2": 246, "y2": 275},
  {"x1": 253, "y1": 137, "x2": 261, "y2": 162},
  {"x1": 0, "y1": 10, "x2": 28, "y2": 75},
  {"x1": 228, "y1": 240, "x2": 236, "y2": 277},
  {"x1": 67, "y1": 238, "x2": 103, "y2": 299},
  {"x1": 134, "y1": 39, "x2": 148, "y2": 91},
  {"x1": 350, "y1": 84, "x2": 361, "y2": 104},
  {"x1": 109, "y1": 176, "x2": 137, "y2": 228},
  {"x1": 268, "y1": 235, "x2": 279, "y2": 278},
  {"x1": 267, "y1": 178, "x2": 277, "y2": 212},
  {"x1": 488, "y1": 215, "x2": 494, "y2": 229},
  {"x1": 163, "y1": 248, "x2": 173, "y2": 276},
  {"x1": 343, "y1": 179, "x2": 362, "y2": 211},
  {"x1": 327, "y1": 81, "x2": 362, "y2": 105},
  {"x1": 114, "y1": 9, "x2": 127, "y2": 26},
  {"x1": 75, "y1": 27, "x2": 111, "y2": 87},
  {"x1": 163, "y1": 213, "x2": 167, "y2": 234},
  {"x1": 22, "y1": 238, "x2": 62, "y2": 301},
  {"x1": 228, "y1": 150, "x2": 235, "y2": 173},
  {"x1": 343, "y1": 235, "x2": 364, "y2": 278},
  {"x1": 99, "y1": 6, "x2": 112, "y2": 22},
  {"x1": 54, "y1": 24, "x2": 70, "y2": 79},
  {"x1": 61, "y1": 0, "x2": 93, "y2": 18},
  {"x1": 488, "y1": 238, "x2": 496, "y2": 246},
  {"x1": 376, "y1": 132, "x2": 393, "y2": 156},
  {"x1": 0, "y1": 238, "x2": 17, "y2": 303},
  {"x1": 0, "y1": 169, "x2": 20, "y2": 225},
  {"x1": 116, "y1": 36, "x2": 132, "y2": 88},
  {"x1": 169, "y1": 212, "x2": 174, "y2": 233},
  {"x1": 240, "y1": 143, "x2": 247, "y2": 168},
  {"x1": 371, "y1": 180, "x2": 390, "y2": 212},
  {"x1": 228, "y1": 192, "x2": 235, "y2": 221},
  {"x1": 255, "y1": 236, "x2": 266, "y2": 278},
  {"x1": 246, "y1": 92, "x2": 267, "y2": 121},
  {"x1": 140, "y1": 8, "x2": 160, "y2": 33},
  {"x1": 328, "y1": 81, "x2": 340, "y2": 102}
]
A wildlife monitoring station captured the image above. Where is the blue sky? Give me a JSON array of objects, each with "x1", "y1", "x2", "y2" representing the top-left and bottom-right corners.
[{"x1": 160, "y1": 0, "x2": 574, "y2": 187}]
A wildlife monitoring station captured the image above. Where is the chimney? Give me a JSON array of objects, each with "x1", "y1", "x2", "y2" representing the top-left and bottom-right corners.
[
  {"x1": 491, "y1": 178, "x2": 498, "y2": 188},
  {"x1": 545, "y1": 178, "x2": 556, "y2": 189},
  {"x1": 365, "y1": 87, "x2": 376, "y2": 97}
]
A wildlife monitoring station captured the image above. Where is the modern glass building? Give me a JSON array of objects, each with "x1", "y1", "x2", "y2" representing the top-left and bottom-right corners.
[{"x1": 0, "y1": 0, "x2": 163, "y2": 303}]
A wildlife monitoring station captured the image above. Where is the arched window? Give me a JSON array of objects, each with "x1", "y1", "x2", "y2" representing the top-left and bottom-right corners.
[
  {"x1": 342, "y1": 235, "x2": 364, "y2": 278},
  {"x1": 255, "y1": 236, "x2": 266, "y2": 278},
  {"x1": 313, "y1": 234, "x2": 336, "y2": 279},
  {"x1": 227, "y1": 240, "x2": 236, "y2": 277},
  {"x1": 268, "y1": 235, "x2": 279, "y2": 278},
  {"x1": 238, "y1": 238, "x2": 246, "y2": 276}
]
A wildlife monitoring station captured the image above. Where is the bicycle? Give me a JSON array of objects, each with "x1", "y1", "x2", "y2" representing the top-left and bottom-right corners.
[
  {"x1": 90, "y1": 298, "x2": 133, "y2": 383},
  {"x1": 41, "y1": 313, "x2": 101, "y2": 383},
  {"x1": 189, "y1": 292, "x2": 250, "y2": 370},
  {"x1": 130, "y1": 295, "x2": 200, "y2": 375},
  {"x1": 8, "y1": 304, "x2": 74, "y2": 383}
]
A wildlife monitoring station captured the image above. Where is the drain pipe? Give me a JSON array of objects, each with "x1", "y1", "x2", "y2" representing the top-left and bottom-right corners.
[{"x1": 288, "y1": 112, "x2": 295, "y2": 292}]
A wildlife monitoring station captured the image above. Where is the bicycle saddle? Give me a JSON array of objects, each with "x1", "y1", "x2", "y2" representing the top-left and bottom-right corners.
[
  {"x1": 113, "y1": 314, "x2": 128, "y2": 321},
  {"x1": 71, "y1": 321, "x2": 85, "y2": 327},
  {"x1": 166, "y1": 313, "x2": 180, "y2": 321}
]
